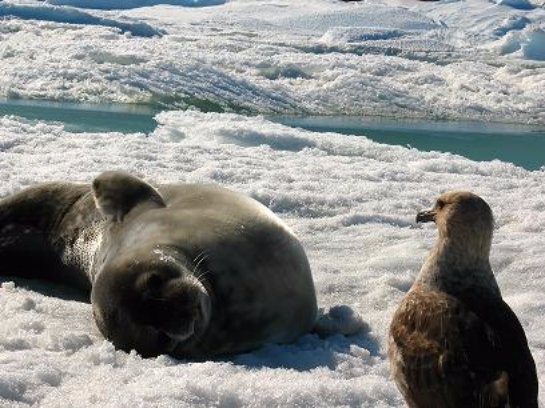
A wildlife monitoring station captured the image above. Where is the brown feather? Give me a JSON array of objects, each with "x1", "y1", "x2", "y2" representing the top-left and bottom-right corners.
[{"x1": 389, "y1": 192, "x2": 538, "y2": 408}]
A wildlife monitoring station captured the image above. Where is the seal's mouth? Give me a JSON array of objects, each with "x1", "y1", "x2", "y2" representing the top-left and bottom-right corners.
[
  {"x1": 160, "y1": 293, "x2": 211, "y2": 352},
  {"x1": 158, "y1": 324, "x2": 194, "y2": 353},
  {"x1": 162, "y1": 324, "x2": 195, "y2": 352}
]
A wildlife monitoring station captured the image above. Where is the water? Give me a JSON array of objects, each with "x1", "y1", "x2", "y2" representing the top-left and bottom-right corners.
[
  {"x1": 0, "y1": 99, "x2": 158, "y2": 134},
  {"x1": 272, "y1": 116, "x2": 545, "y2": 171},
  {"x1": 1, "y1": 99, "x2": 544, "y2": 171}
]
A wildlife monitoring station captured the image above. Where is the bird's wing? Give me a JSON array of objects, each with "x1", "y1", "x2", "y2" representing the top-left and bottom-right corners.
[
  {"x1": 453, "y1": 287, "x2": 539, "y2": 408},
  {"x1": 389, "y1": 289, "x2": 512, "y2": 408}
]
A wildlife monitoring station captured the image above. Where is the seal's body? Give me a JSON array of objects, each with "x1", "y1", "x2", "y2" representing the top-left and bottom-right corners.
[
  {"x1": 0, "y1": 171, "x2": 318, "y2": 358},
  {"x1": 388, "y1": 192, "x2": 538, "y2": 408}
]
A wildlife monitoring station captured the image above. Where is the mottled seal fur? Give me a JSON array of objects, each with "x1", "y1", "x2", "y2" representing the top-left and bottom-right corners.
[
  {"x1": 388, "y1": 191, "x2": 538, "y2": 408},
  {"x1": 0, "y1": 171, "x2": 318, "y2": 358}
]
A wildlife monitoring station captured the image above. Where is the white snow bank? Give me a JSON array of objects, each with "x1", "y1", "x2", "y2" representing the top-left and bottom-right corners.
[
  {"x1": 0, "y1": 0, "x2": 544, "y2": 122},
  {"x1": 0, "y1": 3, "x2": 163, "y2": 37},
  {"x1": 45, "y1": 0, "x2": 226, "y2": 10},
  {"x1": 0, "y1": 111, "x2": 544, "y2": 406}
]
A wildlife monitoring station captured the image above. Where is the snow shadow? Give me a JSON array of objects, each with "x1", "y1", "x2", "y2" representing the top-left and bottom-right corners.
[
  {"x1": 0, "y1": 3, "x2": 163, "y2": 38},
  {"x1": 45, "y1": 0, "x2": 227, "y2": 10},
  {"x1": 231, "y1": 331, "x2": 381, "y2": 372},
  {"x1": 493, "y1": 0, "x2": 536, "y2": 10},
  {"x1": 219, "y1": 130, "x2": 317, "y2": 152},
  {"x1": 0, "y1": 277, "x2": 381, "y2": 372},
  {"x1": 340, "y1": 214, "x2": 416, "y2": 229}
]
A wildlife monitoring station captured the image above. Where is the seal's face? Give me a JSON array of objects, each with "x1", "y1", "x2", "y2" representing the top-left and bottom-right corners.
[{"x1": 91, "y1": 248, "x2": 211, "y2": 357}]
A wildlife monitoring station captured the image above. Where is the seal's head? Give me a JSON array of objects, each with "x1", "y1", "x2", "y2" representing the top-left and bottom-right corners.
[
  {"x1": 417, "y1": 191, "x2": 494, "y2": 259},
  {"x1": 91, "y1": 247, "x2": 211, "y2": 357}
]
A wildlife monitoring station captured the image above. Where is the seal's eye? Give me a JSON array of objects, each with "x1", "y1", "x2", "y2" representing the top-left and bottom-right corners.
[
  {"x1": 138, "y1": 272, "x2": 165, "y2": 302},
  {"x1": 436, "y1": 199, "x2": 446, "y2": 209},
  {"x1": 146, "y1": 273, "x2": 163, "y2": 290}
]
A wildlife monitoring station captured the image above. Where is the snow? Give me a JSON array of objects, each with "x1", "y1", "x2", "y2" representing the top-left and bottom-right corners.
[
  {"x1": 523, "y1": 27, "x2": 545, "y2": 59},
  {"x1": 45, "y1": 0, "x2": 226, "y2": 10},
  {"x1": 0, "y1": 0, "x2": 544, "y2": 406},
  {"x1": 1, "y1": 111, "x2": 544, "y2": 407},
  {"x1": 0, "y1": 3, "x2": 163, "y2": 37},
  {"x1": 494, "y1": 0, "x2": 536, "y2": 11},
  {"x1": 0, "y1": 0, "x2": 543, "y2": 123}
]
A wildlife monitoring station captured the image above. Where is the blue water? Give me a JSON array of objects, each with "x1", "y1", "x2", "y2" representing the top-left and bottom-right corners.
[
  {"x1": 272, "y1": 116, "x2": 545, "y2": 171},
  {"x1": 0, "y1": 99, "x2": 158, "y2": 134},
  {"x1": 1, "y1": 99, "x2": 544, "y2": 171}
]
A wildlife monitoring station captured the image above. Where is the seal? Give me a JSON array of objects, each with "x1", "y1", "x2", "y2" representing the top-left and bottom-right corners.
[
  {"x1": 0, "y1": 171, "x2": 318, "y2": 358},
  {"x1": 388, "y1": 191, "x2": 538, "y2": 408}
]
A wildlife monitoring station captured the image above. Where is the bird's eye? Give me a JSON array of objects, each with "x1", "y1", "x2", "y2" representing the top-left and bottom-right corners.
[{"x1": 436, "y1": 199, "x2": 445, "y2": 209}]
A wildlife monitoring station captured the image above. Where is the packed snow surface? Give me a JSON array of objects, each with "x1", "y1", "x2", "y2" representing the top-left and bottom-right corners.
[
  {"x1": 0, "y1": 0, "x2": 544, "y2": 123},
  {"x1": 0, "y1": 111, "x2": 544, "y2": 407}
]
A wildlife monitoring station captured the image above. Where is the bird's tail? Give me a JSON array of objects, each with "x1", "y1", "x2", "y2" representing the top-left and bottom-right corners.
[{"x1": 481, "y1": 371, "x2": 509, "y2": 408}]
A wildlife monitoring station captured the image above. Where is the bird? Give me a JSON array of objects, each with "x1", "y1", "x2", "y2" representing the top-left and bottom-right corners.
[{"x1": 388, "y1": 191, "x2": 538, "y2": 408}]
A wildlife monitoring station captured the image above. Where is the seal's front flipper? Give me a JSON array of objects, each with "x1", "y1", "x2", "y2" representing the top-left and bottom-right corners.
[{"x1": 92, "y1": 171, "x2": 165, "y2": 222}]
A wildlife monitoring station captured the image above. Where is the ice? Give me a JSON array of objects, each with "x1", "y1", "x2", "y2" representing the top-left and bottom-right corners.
[
  {"x1": 1, "y1": 281, "x2": 16, "y2": 291},
  {"x1": 0, "y1": 112, "x2": 544, "y2": 406},
  {"x1": 0, "y1": 3, "x2": 163, "y2": 37},
  {"x1": 271, "y1": 5, "x2": 443, "y2": 33},
  {"x1": 492, "y1": 15, "x2": 530, "y2": 37},
  {"x1": 45, "y1": 0, "x2": 226, "y2": 9},
  {"x1": 494, "y1": 0, "x2": 536, "y2": 10},
  {"x1": 0, "y1": 0, "x2": 543, "y2": 122},
  {"x1": 523, "y1": 27, "x2": 545, "y2": 59}
]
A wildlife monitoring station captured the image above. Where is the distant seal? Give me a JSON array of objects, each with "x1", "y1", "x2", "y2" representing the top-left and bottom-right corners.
[
  {"x1": 0, "y1": 171, "x2": 318, "y2": 358},
  {"x1": 388, "y1": 191, "x2": 538, "y2": 408}
]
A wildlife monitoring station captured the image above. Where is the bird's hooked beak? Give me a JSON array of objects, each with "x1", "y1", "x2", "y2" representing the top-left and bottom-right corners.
[{"x1": 416, "y1": 209, "x2": 436, "y2": 223}]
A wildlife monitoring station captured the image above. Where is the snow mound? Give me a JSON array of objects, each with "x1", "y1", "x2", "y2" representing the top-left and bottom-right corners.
[
  {"x1": 492, "y1": 15, "x2": 530, "y2": 37},
  {"x1": 493, "y1": 0, "x2": 536, "y2": 10},
  {"x1": 496, "y1": 25, "x2": 545, "y2": 60},
  {"x1": 313, "y1": 305, "x2": 369, "y2": 337},
  {"x1": 522, "y1": 27, "x2": 545, "y2": 59},
  {"x1": 0, "y1": 3, "x2": 163, "y2": 37}
]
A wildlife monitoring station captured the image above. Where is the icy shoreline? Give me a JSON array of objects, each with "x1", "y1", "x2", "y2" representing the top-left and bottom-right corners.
[{"x1": 0, "y1": 0, "x2": 544, "y2": 123}]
